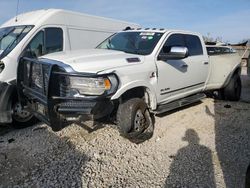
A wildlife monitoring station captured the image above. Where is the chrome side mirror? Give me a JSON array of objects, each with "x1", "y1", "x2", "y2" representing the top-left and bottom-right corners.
[{"x1": 158, "y1": 46, "x2": 189, "y2": 60}]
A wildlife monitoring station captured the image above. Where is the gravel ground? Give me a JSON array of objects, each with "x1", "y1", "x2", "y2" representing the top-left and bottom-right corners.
[{"x1": 0, "y1": 70, "x2": 250, "y2": 188}]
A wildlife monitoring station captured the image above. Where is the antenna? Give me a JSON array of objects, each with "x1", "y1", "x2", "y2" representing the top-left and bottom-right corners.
[{"x1": 15, "y1": 0, "x2": 20, "y2": 22}]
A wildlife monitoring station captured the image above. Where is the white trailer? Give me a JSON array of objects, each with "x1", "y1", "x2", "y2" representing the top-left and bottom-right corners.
[{"x1": 0, "y1": 9, "x2": 139, "y2": 126}]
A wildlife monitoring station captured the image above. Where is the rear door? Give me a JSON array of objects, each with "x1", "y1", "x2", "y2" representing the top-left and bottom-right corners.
[{"x1": 155, "y1": 33, "x2": 209, "y2": 104}]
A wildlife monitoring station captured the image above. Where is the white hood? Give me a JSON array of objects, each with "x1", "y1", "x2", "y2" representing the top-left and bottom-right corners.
[{"x1": 42, "y1": 49, "x2": 144, "y2": 73}]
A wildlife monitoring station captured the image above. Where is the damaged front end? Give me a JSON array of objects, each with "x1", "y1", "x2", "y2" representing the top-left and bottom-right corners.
[{"x1": 17, "y1": 57, "x2": 118, "y2": 131}]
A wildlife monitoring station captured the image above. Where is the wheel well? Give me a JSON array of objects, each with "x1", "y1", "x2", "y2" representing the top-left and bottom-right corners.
[
  {"x1": 233, "y1": 67, "x2": 241, "y2": 76},
  {"x1": 120, "y1": 87, "x2": 146, "y2": 101}
]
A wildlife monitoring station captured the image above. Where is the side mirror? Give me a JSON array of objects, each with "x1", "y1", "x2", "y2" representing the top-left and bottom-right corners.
[{"x1": 158, "y1": 46, "x2": 188, "y2": 61}]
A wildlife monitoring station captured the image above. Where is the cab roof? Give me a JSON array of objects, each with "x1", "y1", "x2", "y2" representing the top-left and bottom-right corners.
[{"x1": 121, "y1": 28, "x2": 202, "y2": 36}]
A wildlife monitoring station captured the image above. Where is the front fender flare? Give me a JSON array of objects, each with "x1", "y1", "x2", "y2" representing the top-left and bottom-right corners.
[{"x1": 111, "y1": 81, "x2": 157, "y2": 110}]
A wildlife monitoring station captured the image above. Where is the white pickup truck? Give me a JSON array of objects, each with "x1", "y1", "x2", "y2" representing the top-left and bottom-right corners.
[{"x1": 17, "y1": 29, "x2": 241, "y2": 142}]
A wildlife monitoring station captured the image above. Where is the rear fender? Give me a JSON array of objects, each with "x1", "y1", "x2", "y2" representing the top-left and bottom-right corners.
[{"x1": 222, "y1": 65, "x2": 241, "y2": 88}]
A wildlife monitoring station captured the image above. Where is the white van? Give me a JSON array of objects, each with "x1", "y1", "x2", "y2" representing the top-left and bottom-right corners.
[{"x1": 0, "y1": 9, "x2": 139, "y2": 127}]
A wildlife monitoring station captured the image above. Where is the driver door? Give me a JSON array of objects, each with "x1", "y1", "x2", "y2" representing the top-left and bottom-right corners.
[{"x1": 155, "y1": 33, "x2": 208, "y2": 104}]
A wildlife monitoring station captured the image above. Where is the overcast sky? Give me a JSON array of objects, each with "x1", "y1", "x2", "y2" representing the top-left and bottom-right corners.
[{"x1": 0, "y1": 0, "x2": 249, "y2": 43}]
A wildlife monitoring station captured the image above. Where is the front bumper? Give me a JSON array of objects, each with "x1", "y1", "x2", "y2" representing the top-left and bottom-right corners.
[
  {"x1": 17, "y1": 57, "x2": 115, "y2": 131},
  {"x1": 25, "y1": 92, "x2": 114, "y2": 131}
]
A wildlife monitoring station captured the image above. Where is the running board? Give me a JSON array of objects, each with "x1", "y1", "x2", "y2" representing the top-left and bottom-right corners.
[{"x1": 155, "y1": 93, "x2": 206, "y2": 114}]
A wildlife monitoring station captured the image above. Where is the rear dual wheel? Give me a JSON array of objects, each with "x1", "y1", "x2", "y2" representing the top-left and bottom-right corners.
[
  {"x1": 209, "y1": 74, "x2": 241, "y2": 101},
  {"x1": 223, "y1": 74, "x2": 241, "y2": 101}
]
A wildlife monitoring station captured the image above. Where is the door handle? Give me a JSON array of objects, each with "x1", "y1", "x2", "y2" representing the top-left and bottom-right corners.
[
  {"x1": 180, "y1": 64, "x2": 188, "y2": 68},
  {"x1": 204, "y1": 62, "x2": 209, "y2": 65}
]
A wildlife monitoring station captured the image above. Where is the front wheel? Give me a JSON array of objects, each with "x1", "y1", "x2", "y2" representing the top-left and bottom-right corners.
[
  {"x1": 11, "y1": 94, "x2": 38, "y2": 129},
  {"x1": 116, "y1": 98, "x2": 154, "y2": 144},
  {"x1": 223, "y1": 74, "x2": 241, "y2": 101}
]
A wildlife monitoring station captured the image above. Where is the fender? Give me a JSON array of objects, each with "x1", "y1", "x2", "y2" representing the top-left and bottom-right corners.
[
  {"x1": 0, "y1": 82, "x2": 15, "y2": 123},
  {"x1": 111, "y1": 80, "x2": 158, "y2": 110},
  {"x1": 222, "y1": 63, "x2": 241, "y2": 88}
]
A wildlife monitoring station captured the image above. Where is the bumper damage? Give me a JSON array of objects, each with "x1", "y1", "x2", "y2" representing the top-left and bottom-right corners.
[
  {"x1": 26, "y1": 95, "x2": 114, "y2": 131},
  {"x1": 17, "y1": 57, "x2": 115, "y2": 131}
]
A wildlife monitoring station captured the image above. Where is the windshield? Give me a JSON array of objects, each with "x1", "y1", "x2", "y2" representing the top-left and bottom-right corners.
[
  {"x1": 0, "y1": 25, "x2": 33, "y2": 59},
  {"x1": 97, "y1": 31, "x2": 163, "y2": 55}
]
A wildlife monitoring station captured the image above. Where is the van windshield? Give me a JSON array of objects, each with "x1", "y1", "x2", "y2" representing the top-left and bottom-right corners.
[
  {"x1": 97, "y1": 31, "x2": 163, "y2": 55},
  {"x1": 0, "y1": 25, "x2": 33, "y2": 59}
]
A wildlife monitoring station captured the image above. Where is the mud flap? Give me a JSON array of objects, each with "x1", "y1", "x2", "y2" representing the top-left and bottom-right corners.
[{"x1": 0, "y1": 82, "x2": 15, "y2": 124}]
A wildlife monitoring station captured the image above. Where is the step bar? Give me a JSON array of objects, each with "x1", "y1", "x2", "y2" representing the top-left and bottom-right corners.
[{"x1": 155, "y1": 93, "x2": 206, "y2": 114}]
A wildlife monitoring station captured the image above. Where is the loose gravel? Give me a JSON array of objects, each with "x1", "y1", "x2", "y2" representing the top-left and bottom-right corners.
[{"x1": 0, "y1": 72, "x2": 250, "y2": 188}]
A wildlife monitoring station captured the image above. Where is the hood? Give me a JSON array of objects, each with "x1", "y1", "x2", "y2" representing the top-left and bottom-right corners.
[{"x1": 42, "y1": 49, "x2": 144, "y2": 73}]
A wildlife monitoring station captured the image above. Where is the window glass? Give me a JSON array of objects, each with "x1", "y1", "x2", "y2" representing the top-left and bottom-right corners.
[
  {"x1": 97, "y1": 32, "x2": 163, "y2": 55},
  {"x1": 0, "y1": 25, "x2": 33, "y2": 59},
  {"x1": 23, "y1": 27, "x2": 63, "y2": 58},
  {"x1": 185, "y1": 35, "x2": 203, "y2": 56},
  {"x1": 25, "y1": 31, "x2": 44, "y2": 57},
  {"x1": 45, "y1": 28, "x2": 63, "y2": 53},
  {"x1": 160, "y1": 34, "x2": 185, "y2": 54},
  {"x1": 206, "y1": 46, "x2": 235, "y2": 55}
]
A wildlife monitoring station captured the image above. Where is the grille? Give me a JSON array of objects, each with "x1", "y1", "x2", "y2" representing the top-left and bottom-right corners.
[
  {"x1": 59, "y1": 101, "x2": 95, "y2": 108},
  {"x1": 22, "y1": 59, "x2": 51, "y2": 96},
  {"x1": 31, "y1": 63, "x2": 43, "y2": 93},
  {"x1": 43, "y1": 64, "x2": 50, "y2": 94},
  {"x1": 59, "y1": 75, "x2": 71, "y2": 97}
]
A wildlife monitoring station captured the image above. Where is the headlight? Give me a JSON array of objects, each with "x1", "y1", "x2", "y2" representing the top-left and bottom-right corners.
[
  {"x1": 66, "y1": 74, "x2": 118, "y2": 96},
  {"x1": 0, "y1": 61, "x2": 5, "y2": 73}
]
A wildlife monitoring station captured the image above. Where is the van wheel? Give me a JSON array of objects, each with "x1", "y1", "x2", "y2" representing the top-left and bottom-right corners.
[
  {"x1": 11, "y1": 95, "x2": 38, "y2": 129},
  {"x1": 116, "y1": 98, "x2": 154, "y2": 144},
  {"x1": 224, "y1": 74, "x2": 241, "y2": 101}
]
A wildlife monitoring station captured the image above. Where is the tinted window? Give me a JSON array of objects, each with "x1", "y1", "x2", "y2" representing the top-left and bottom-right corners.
[
  {"x1": 45, "y1": 28, "x2": 63, "y2": 53},
  {"x1": 185, "y1": 35, "x2": 203, "y2": 56},
  {"x1": 25, "y1": 31, "x2": 44, "y2": 57},
  {"x1": 206, "y1": 46, "x2": 235, "y2": 55},
  {"x1": 161, "y1": 34, "x2": 185, "y2": 54},
  {"x1": 23, "y1": 27, "x2": 63, "y2": 58},
  {"x1": 97, "y1": 31, "x2": 163, "y2": 55}
]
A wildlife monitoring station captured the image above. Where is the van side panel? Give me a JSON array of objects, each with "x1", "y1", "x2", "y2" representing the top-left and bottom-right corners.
[{"x1": 68, "y1": 28, "x2": 113, "y2": 50}]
